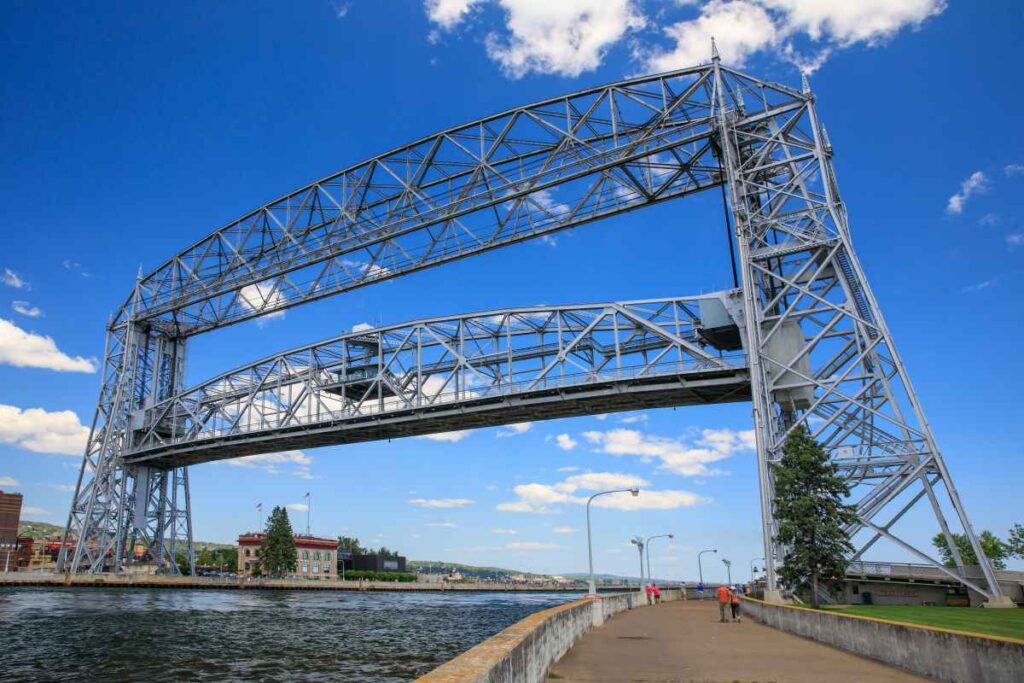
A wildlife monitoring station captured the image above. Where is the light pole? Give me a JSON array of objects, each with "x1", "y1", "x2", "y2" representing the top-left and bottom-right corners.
[
  {"x1": 586, "y1": 487, "x2": 640, "y2": 595},
  {"x1": 644, "y1": 534, "x2": 673, "y2": 584},
  {"x1": 722, "y1": 558, "x2": 732, "y2": 586},
  {"x1": 697, "y1": 548, "x2": 717, "y2": 593},
  {"x1": 630, "y1": 537, "x2": 645, "y2": 593},
  {"x1": 750, "y1": 557, "x2": 765, "y2": 582}
]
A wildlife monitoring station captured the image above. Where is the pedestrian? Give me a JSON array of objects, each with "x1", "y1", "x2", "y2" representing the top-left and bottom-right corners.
[
  {"x1": 645, "y1": 583, "x2": 653, "y2": 605},
  {"x1": 653, "y1": 583, "x2": 661, "y2": 604},
  {"x1": 730, "y1": 584, "x2": 742, "y2": 622},
  {"x1": 716, "y1": 583, "x2": 731, "y2": 622}
]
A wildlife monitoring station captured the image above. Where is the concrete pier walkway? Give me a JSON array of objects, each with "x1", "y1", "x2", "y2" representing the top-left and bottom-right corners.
[{"x1": 549, "y1": 599, "x2": 928, "y2": 682}]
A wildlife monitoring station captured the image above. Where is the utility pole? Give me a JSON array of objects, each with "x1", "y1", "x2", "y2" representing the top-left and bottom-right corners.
[{"x1": 585, "y1": 488, "x2": 640, "y2": 595}]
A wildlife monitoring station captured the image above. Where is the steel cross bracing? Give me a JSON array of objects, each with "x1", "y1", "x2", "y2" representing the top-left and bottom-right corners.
[
  {"x1": 59, "y1": 57, "x2": 1005, "y2": 602},
  {"x1": 125, "y1": 295, "x2": 750, "y2": 468}
]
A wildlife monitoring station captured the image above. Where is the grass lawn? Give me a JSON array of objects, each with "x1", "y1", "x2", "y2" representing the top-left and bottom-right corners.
[{"x1": 824, "y1": 605, "x2": 1024, "y2": 640}]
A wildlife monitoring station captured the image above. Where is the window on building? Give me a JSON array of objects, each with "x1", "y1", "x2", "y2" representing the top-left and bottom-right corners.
[
  {"x1": 324, "y1": 552, "x2": 332, "y2": 563},
  {"x1": 313, "y1": 562, "x2": 319, "y2": 574},
  {"x1": 314, "y1": 551, "x2": 320, "y2": 561},
  {"x1": 302, "y1": 561, "x2": 308, "y2": 574},
  {"x1": 303, "y1": 550, "x2": 309, "y2": 560},
  {"x1": 245, "y1": 549, "x2": 251, "y2": 557}
]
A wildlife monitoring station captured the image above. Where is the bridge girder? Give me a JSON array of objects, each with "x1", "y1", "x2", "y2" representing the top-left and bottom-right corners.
[{"x1": 58, "y1": 59, "x2": 1007, "y2": 604}]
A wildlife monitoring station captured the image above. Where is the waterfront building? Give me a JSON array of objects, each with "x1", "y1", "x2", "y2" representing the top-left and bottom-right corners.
[
  {"x1": 236, "y1": 533, "x2": 336, "y2": 579},
  {"x1": 0, "y1": 490, "x2": 23, "y2": 571}
]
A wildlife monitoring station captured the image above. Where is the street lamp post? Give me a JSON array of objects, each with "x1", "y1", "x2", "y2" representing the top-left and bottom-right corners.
[
  {"x1": 644, "y1": 534, "x2": 674, "y2": 585},
  {"x1": 630, "y1": 537, "x2": 645, "y2": 594},
  {"x1": 722, "y1": 558, "x2": 732, "y2": 586},
  {"x1": 586, "y1": 487, "x2": 640, "y2": 595},
  {"x1": 750, "y1": 557, "x2": 765, "y2": 582},
  {"x1": 697, "y1": 548, "x2": 717, "y2": 596}
]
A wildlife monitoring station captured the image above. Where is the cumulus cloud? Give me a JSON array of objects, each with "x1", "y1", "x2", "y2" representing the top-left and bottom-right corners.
[
  {"x1": 557, "y1": 465, "x2": 580, "y2": 473},
  {"x1": 483, "y1": 0, "x2": 646, "y2": 78},
  {"x1": 497, "y1": 470, "x2": 706, "y2": 513},
  {"x1": 0, "y1": 476, "x2": 19, "y2": 487},
  {"x1": 286, "y1": 502, "x2": 309, "y2": 512},
  {"x1": 946, "y1": 171, "x2": 989, "y2": 215},
  {"x1": 0, "y1": 319, "x2": 97, "y2": 373},
  {"x1": 12, "y1": 301, "x2": 42, "y2": 318},
  {"x1": 409, "y1": 497, "x2": 475, "y2": 508},
  {"x1": 226, "y1": 450, "x2": 314, "y2": 477},
  {"x1": 238, "y1": 281, "x2": 286, "y2": 324},
  {"x1": 492, "y1": 527, "x2": 518, "y2": 535},
  {"x1": 0, "y1": 404, "x2": 90, "y2": 455},
  {"x1": 426, "y1": 0, "x2": 946, "y2": 78},
  {"x1": 1006, "y1": 164, "x2": 1024, "y2": 177},
  {"x1": 22, "y1": 506, "x2": 51, "y2": 516},
  {"x1": 418, "y1": 430, "x2": 473, "y2": 443},
  {"x1": 582, "y1": 427, "x2": 754, "y2": 476},
  {"x1": 552, "y1": 525, "x2": 576, "y2": 534},
  {"x1": 618, "y1": 414, "x2": 647, "y2": 424},
  {"x1": 555, "y1": 434, "x2": 578, "y2": 451},
  {"x1": 2, "y1": 268, "x2": 28, "y2": 289},
  {"x1": 506, "y1": 541, "x2": 559, "y2": 551},
  {"x1": 426, "y1": 521, "x2": 457, "y2": 528},
  {"x1": 1006, "y1": 233, "x2": 1024, "y2": 246},
  {"x1": 351, "y1": 322, "x2": 374, "y2": 332},
  {"x1": 497, "y1": 422, "x2": 532, "y2": 437}
]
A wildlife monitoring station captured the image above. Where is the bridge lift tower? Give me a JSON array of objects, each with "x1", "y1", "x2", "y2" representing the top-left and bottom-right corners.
[{"x1": 57, "y1": 49, "x2": 1013, "y2": 606}]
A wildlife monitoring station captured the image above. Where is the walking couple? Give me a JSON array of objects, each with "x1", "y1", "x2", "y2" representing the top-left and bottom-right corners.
[{"x1": 716, "y1": 584, "x2": 742, "y2": 622}]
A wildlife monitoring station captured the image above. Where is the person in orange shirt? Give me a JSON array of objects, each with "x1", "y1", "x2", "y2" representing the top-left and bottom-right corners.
[{"x1": 716, "y1": 584, "x2": 731, "y2": 622}]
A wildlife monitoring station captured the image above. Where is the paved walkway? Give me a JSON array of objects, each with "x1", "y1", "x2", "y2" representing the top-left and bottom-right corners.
[{"x1": 549, "y1": 599, "x2": 929, "y2": 682}]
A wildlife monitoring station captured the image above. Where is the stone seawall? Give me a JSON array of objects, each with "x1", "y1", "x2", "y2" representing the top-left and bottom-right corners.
[
  {"x1": 742, "y1": 597, "x2": 1024, "y2": 683},
  {"x1": 418, "y1": 590, "x2": 682, "y2": 683}
]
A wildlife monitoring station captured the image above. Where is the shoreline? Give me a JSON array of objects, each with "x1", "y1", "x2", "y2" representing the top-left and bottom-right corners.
[{"x1": 0, "y1": 573, "x2": 640, "y2": 593}]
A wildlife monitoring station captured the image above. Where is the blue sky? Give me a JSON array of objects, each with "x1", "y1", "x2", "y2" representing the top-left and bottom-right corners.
[{"x1": 1, "y1": 1, "x2": 1022, "y2": 580}]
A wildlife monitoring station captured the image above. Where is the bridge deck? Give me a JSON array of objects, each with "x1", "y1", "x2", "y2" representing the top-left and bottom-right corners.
[
  {"x1": 549, "y1": 599, "x2": 924, "y2": 682},
  {"x1": 126, "y1": 368, "x2": 749, "y2": 468}
]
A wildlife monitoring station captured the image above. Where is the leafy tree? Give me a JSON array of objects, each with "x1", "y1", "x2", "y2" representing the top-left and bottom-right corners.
[
  {"x1": 259, "y1": 506, "x2": 297, "y2": 578},
  {"x1": 931, "y1": 530, "x2": 1009, "y2": 570},
  {"x1": 1009, "y1": 524, "x2": 1024, "y2": 560},
  {"x1": 337, "y1": 536, "x2": 367, "y2": 555},
  {"x1": 773, "y1": 427, "x2": 858, "y2": 608},
  {"x1": 375, "y1": 546, "x2": 400, "y2": 558}
]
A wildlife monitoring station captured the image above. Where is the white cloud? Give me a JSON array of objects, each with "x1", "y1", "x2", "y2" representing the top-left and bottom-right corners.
[
  {"x1": 418, "y1": 430, "x2": 473, "y2": 443},
  {"x1": 425, "y1": 0, "x2": 484, "y2": 29},
  {"x1": 286, "y1": 502, "x2": 309, "y2": 512},
  {"x1": 492, "y1": 527, "x2": 519, "y2": 535},
  {"x1": 409, "y1": 497, "x2": 475, "y2": 508},
  {"x1": 582, "y1": 427, "x2": 754, "y2": 476},
  {"x1": 1006, "y1": 164, "x2": 1024, "y2": 177},
  {"x1": 1006, "y1": 233, "x2": 1024, "y2": 246},
  {"x1": 11, "y1": 301, "x2": 42, "y2": 318},
  {"x1": 497, "y1": 470, "x2": 706, "y2": 513},
  {"x1": 618, "y1": 414, "x2": 647, "y2": 424},
  {"x1": 764, "y1": 0, "x2": 946, "y2": 46},
  {"x1": 557, "y1": 465, "x2": 580, "y2": 473},
  {"x1": 0, "y1": 404, "x2": 90, "y2": 455},
  {"x1": 48, "y1": 483, "x2": 76, "y2": 492},
  {"x1": 555, "y1": 433, "x2": 578, "y2": 451},
  {"x1": 227, "y1": 450, "x2": 313, "y2": 477},
  {"x1": 645, "y1": 1, "x2": 777, "y2": 72},
  {"x1": 497, "y1": 421, "x2": 532, "y2": 437},
  {"x1": 238, "y1": 281, "x2": 286, "y2": 324},
  {"x1": 22, "y1": 506, "x2": 51, "y2": 516},
  {"x1": 552, "y1": 525, "x2": 576, "y2": 534},
  {"x1": 961, "y1": 278, "x2": 997, "y2": 294},
  {"x1": 0, "y1": 319, "x2": 97, "y2": 373},
  {"x1": 978, "y1": 213, "x2": 999, "y2": 227},
  {"x1": 426, "y1": 521, "x2": 457, "y2": 528},
  {"x1": 485, "y1": 0, "x2": 647, "y2": 78},
  {"x1": 946, "y1": 171, "x2": 989, "y2": 215},
  {"x1": 0, "y1": 476, "x2": 19, "y2": 487},
  {"x1": 2, "y1": 268, "x2": 28, "y2": 289},
  {"x1": 506, "y1": 541, "x2": 559, "y2": 551},
  {"x1": 351, "y1": 322, "x2": 374, "y2": 332}
]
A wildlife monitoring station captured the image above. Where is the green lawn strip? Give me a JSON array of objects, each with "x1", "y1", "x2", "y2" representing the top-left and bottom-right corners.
[{"x1": 822, "y1": 605, "x2": 1024, "y2": 640}]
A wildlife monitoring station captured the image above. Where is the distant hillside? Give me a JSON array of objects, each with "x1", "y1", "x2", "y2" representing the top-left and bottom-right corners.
[
  {"x1": 16, "y1": 520, "x2": 233, "y2": 550},
  {"x1": 408, "y1": 560, "x2": 556, "y2": 580}
]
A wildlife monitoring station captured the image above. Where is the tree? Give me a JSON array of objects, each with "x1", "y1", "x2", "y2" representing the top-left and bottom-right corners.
[
  {"x1": 1006, "y1": 524, "x2": 1024, "y2": 561},
  {"x1": 773, "y1": 427, "x2": 858, "y2": 608},
  {"x1": 337, "y1": 536, "x2": 367, "y2": 555},
  {"x1": 932, "y1": 530, "x2": 1009, "y2": 570},
  {"x1": 259, "y1": 506, "x2": 297, "y2": 578}
]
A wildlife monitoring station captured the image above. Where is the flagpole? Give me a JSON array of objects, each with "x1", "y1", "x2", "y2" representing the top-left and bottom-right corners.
[
  {"x1": 305, "y1": 492, "x2": 311, "y2": 536},
  {"x1": 258, "y1": 503, "x2": 263, "y2": 532}
]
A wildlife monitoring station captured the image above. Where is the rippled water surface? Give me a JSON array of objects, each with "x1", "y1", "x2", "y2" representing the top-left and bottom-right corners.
[{"x1": 0, "y1": 587, "x2": 576, "y2": 682}]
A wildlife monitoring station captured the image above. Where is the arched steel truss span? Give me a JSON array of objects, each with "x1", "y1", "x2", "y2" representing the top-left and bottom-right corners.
[{"x1": 60, "y1": 53, "x2": 1009, "y2": 605}]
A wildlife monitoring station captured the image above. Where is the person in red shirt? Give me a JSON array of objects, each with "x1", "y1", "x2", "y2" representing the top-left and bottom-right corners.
[
  {"x1": 645, "y1": 583, "x2": 653, "y2": 605},
  {"x1": 652, "y1": 583, "x2": 661, "y2": 604},
  {"x1": 716, "y1": 584, "x2": 731, "y2": 622}
]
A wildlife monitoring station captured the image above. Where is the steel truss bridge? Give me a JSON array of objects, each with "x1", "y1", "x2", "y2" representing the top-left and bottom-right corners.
[{"x1": 59, "y1": 48, "x2": 1008, "y2": 603}]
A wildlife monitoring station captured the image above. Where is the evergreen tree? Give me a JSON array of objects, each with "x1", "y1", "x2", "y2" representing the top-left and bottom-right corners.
[
  {"x1": 931, "y1": 530, "x2": 1009, "y2": 569},
  {"x1": 1009, "y1": 524, "x2": 1024, "y2": 561},
  {"x1": 259, "y1": 506, "x2": 297, "y2": 578},
  {"x1": 773, "y1": 427, "x2": 858, "y2": 608}
]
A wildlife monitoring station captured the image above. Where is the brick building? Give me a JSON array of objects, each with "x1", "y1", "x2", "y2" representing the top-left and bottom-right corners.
[
  {"x1": 237, "y1": 533, "x2": 337, "y2": 579},
  {"x1": 0, "y1": 490, "x2": 23, "y2": 571}
]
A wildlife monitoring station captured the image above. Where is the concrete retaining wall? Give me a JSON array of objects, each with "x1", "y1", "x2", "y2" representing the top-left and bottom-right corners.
[
  {"x1": 742, "y1": 597, "x2": 1024, "y2": 683},
  {"x1": 418, "y1": 590, "x2": 681, "y2": 683}
]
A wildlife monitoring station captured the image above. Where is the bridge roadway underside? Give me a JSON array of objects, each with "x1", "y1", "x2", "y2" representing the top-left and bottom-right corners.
[{"x1": 125, "y1": 368, "x2": 750, "y2": 469}]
